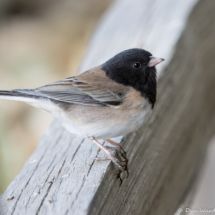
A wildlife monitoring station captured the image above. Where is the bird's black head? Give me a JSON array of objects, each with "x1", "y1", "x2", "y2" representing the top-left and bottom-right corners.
[{"x1": 102, "y1": 48, "x2": 164, "y2": 108}]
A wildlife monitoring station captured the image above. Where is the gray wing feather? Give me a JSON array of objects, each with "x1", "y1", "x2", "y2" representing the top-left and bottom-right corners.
[{"x1": 14, "y1": 77, "x2": 123, "y2": 106}]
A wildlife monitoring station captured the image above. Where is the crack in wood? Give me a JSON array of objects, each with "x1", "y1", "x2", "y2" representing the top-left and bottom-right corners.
[
  {"x1": 70, "y1": 139, "x2": 85, "y2": 164},
  {"x1": 11, "y1": 190, "x2": 23, "y2": 215},
  {"x1": 87, "y1": 160, "x2": 96, "y2": 177},
  {"x1": 66, "y1": 176, "x2": 86, "y2": 214},
  {"x1": 35, "y1": 180, "x2": 54, "y2": 215},
  {"x1": 57, "y1": 160, "x2": 66, "y2": 178},
  {"x1": 46, "y1": 154, "x2": 57, "y2": 172},
  {"x1": 11, "y1": 150, "x2": 48, "y2": 214}
]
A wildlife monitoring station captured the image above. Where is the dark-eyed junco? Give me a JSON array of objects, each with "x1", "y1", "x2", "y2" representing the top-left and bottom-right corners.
[{"x1": 0, "y1": 48, "x2": 164, "y2": 179}]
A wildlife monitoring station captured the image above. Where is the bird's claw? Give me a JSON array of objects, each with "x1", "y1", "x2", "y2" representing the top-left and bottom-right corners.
[{"x1": 105, "y1": 146, "x2": 129, "y2": 183}]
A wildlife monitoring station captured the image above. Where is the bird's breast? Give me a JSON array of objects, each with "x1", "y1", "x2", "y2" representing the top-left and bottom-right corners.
[{"x1": 59, "y1": 88, "x2": 152, "y2": 139}]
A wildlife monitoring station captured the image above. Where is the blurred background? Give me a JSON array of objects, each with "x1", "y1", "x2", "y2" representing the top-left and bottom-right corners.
[{"x1": 0, "y1": 0, "x2": 113, "y2": 194}]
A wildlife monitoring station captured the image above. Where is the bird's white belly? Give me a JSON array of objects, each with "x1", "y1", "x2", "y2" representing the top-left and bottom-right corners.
[{"x1": 60, "y1": 103, "x2": 152, "y2": 139}]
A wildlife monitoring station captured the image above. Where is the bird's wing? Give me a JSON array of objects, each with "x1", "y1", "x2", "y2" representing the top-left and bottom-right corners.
[{"x1": 14, "y1": 67, "x2": 128, "y2": 107}]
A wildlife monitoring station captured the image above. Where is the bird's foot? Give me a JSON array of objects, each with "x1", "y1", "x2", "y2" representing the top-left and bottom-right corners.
[
  {"x1": 89, "y1": 137, "x2": 129, "y2": 183},
  {"x1": 105, "y1": 146, "x2": 129, "y2": 183}
]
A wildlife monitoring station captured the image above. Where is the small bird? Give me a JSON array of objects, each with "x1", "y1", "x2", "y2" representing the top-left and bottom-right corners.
[{"x1": 0, "y1": 48, "x2": 164, "y2": 179}]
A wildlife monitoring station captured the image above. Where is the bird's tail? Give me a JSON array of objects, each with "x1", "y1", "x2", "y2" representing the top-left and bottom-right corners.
[
  {"x1": 0, "y1": 90, "x2": 38, "y2": 103},
  {"x1": 0, "y1": 89, "x2": 59, "y2": 113}
]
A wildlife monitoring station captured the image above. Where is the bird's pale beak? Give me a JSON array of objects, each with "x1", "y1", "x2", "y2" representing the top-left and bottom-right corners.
[{"x1": 147, "y1": 56, "x2": 165, "y2": 67}]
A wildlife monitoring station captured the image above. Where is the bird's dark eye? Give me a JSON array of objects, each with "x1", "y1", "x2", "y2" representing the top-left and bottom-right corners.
[{"x1": 133, "y1": 62, "x2": 141, "y2": 69}]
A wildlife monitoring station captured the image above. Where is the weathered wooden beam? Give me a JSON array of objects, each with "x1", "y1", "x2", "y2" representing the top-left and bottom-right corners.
[{"x1": 2, "y1": 0, "x2": 215, "y2": 215}]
